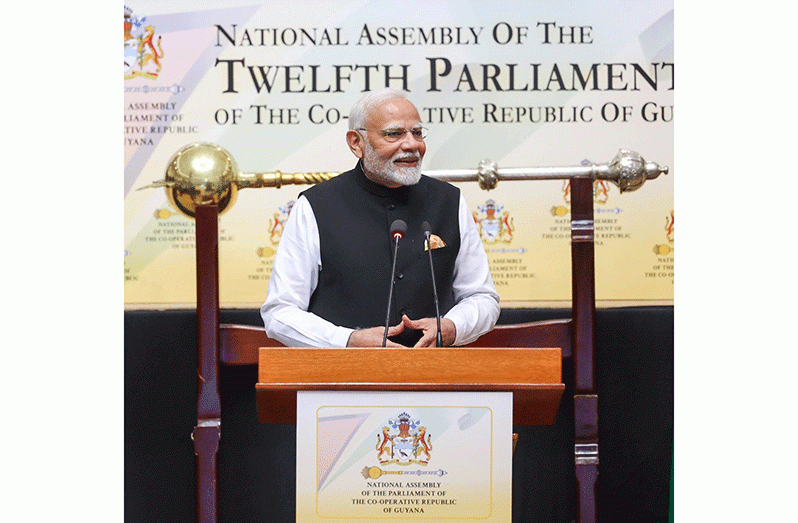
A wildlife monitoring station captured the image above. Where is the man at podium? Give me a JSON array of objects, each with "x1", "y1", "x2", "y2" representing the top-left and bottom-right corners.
[{"x1": 261, "y1": 89, "x2": 499, "y2": 348}]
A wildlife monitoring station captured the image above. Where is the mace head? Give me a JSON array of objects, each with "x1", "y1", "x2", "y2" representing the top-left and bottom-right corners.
[
  {"x1": 607, "y1": 149, "x2": 669, "y2": 193},
  {"x1": 162, "y1": 142, "x2": 240, "y2": 218}
]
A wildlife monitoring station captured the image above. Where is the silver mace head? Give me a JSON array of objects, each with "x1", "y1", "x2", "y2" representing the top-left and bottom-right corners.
[
  {"x1": 604, "y1": 149, "x2": 669, "y2": 193},
  {"x1": 473, "y1": 150, "x2": 668, "y2": 192}
]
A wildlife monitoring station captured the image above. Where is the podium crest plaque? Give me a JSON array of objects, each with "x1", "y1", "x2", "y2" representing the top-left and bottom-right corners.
[{"x1": 296, "y1": 391, "x2": 513, "y2": 522}]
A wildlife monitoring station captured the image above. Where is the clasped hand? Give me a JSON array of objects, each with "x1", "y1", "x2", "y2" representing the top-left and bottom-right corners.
[{"x1": 346, "y1": 315, "x2": 455, "y2": 347}]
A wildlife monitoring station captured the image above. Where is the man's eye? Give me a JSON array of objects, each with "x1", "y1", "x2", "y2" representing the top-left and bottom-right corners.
[
  {"x1": 385, "y1": 130, "x2": 404, "y2": 139},
  {"x1": 410, "y1": 129, "x2": 424, "y2": 138}
]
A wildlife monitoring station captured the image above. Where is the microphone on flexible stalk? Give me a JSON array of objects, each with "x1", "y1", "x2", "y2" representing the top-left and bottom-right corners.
[
  {"x1": 382, "y1": 219, "x2": 407, "y2": 347},
  {"x1": 421, "y1": 221, "x2": 443, "y2": 347}
]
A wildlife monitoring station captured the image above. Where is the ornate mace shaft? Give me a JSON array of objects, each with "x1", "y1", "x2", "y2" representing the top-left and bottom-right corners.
[{"x1": 140, "y1": 142, "x2": 668, "y2": 218}]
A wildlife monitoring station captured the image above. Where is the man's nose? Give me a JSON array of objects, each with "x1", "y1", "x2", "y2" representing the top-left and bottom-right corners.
[{"x1": 398, "y1": 131, "x2": 421, "y2": 149}]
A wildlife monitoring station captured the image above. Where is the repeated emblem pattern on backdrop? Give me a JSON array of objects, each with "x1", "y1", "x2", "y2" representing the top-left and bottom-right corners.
[{"x1": 123, "y1": 1, "x2": 674, "y2": 305}]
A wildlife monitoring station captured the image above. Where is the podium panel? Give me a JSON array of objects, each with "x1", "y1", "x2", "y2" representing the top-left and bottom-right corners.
[{"x1": 256, "y1": 347, "x2": 563, "y2": 426}]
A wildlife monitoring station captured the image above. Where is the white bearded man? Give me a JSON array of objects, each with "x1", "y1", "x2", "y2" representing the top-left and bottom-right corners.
[{"x1": 261, "y1": 89, "x2": 499, "y2": 347}]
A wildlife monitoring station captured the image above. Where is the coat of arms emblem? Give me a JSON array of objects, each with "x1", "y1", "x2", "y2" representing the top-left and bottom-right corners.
[
  {"x1": 653, "y1": 210, "x2": 675, "y2": 255},
  {"x1": 268, "y1": 200, "x2": 295, "y2": 245},
  {"x1": 375, "y1": 412, "x2": 433, "y2": 465},
  {"x1": 473, "y1": 199, "x2": 514, "y2": 244},
  {"x1": 124, "y1": 7, "x2": 165, "y2": 80}
]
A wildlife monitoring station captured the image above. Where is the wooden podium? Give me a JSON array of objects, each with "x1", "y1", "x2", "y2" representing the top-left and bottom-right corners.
[{"x1": 255, "y1": 347, "x2": 563, "y2": 426}]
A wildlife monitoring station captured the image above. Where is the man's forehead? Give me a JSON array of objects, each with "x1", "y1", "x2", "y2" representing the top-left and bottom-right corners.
[{"x1": 367, "y1": 97, "x2": 421, "y2": 127}]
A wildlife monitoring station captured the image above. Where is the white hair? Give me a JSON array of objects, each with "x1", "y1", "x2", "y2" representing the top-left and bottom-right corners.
[{"x1": 348, "y1": 88, "x2": 410, "y2": 130}]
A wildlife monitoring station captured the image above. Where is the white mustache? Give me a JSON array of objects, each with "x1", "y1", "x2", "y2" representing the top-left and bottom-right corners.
[{"x1": 393, "y1": 153, "x2": 420, "y2": 162}]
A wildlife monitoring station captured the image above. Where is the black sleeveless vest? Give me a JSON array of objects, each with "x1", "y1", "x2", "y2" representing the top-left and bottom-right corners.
[{"x1": 302, "y1": 163, "x2": 461, "y2": 346}]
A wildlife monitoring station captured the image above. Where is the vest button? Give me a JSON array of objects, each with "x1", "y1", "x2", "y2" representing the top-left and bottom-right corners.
[
  {"x1": 396, "y1": 272, "x2": 404, "y2": 280},
  {"x1": 387, "y1": 204, "x2": 395, "y2": 210}
]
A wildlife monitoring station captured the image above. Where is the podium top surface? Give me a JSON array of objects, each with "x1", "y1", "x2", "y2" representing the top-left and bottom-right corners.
[
  {"x1": 258, "y1": 346, "x2": 561, "y2": 385},
  {"x1": 256, "y1": 347, "x2": 564, "y2": 425}
]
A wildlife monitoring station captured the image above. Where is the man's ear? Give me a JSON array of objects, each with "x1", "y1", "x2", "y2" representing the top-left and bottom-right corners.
[{"x1": 346, "y1": 129, "x2": 365, "y2": 159}]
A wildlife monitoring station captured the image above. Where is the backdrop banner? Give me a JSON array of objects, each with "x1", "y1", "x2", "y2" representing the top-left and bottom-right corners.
[{"x1": 124, "y1": 0, "x2": 674, "y2": 307}]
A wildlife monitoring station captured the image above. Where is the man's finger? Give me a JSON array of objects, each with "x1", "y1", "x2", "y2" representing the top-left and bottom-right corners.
[{"x1": 413, "y1": 333, "x2": 435, "y2": 348}]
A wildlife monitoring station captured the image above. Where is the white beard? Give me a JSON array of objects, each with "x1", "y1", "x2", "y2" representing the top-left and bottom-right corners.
[{"x1": 363, "y1": 145, "x2": 422, "y2": 186}]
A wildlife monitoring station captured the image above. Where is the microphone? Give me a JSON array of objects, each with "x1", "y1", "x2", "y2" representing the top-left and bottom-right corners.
[
  {"x1": 383, "y1": 219, "x2": 407, "y2": 346},
  {"x1": 422, "y1": 221, "x2": 443, "y2": 347},
  {"x1": 391, "y1": 219, "x2": 406, "y2": 240}
]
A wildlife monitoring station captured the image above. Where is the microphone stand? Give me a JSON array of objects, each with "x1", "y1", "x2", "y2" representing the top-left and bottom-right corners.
[
  {"x1": 382, "y1": 234, "x2": 401, "y2": 347},
  {"x1": 423, "y1": 227, "x2": 443, "y2": 347},
  {"x1": 383, "y1": 220, "x2": 406, "y2": 346}
]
